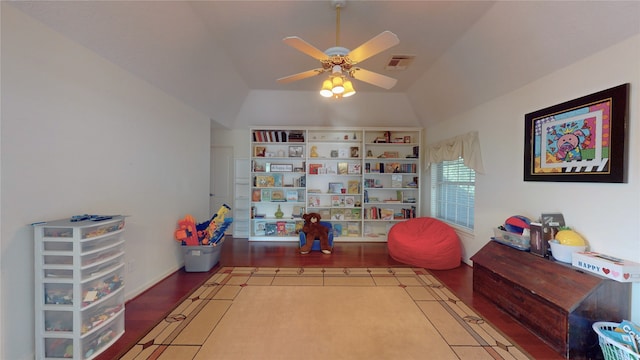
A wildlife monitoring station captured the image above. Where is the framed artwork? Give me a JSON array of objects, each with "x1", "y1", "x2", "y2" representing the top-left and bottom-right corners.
[
  {"x1": 270, "y1": 164, "x2": 293, "y2": 172},
  {"x1": 254, "y1": 146, "x2": 266, "y2": 157},
  {"x1": 350, "y1": 146, "x2": 360, "y2": 158},
  {"x1": 524, "y1": 84, "x2": 629, "y2": 182},
  {"x1": 289, "y1": 145, "x2": 304, "y2": 157}
]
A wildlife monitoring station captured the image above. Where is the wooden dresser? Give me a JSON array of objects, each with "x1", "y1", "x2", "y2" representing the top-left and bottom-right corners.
[{"x1": 471, "y1": 241, "x2": 630, "y2": 359}]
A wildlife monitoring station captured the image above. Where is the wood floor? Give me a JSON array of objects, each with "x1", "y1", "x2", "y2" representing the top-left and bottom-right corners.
[{"x1": 97, "y1": 237, "x2": 563, "y2": 359}]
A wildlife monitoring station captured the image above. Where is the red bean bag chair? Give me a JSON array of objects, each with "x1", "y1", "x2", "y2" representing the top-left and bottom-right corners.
[{"x1": 387, "y1": 217, "x2": 461, "y2": 270}]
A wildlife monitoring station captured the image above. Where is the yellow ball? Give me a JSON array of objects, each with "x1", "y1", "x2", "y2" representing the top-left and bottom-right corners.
[{"x1": 555, "y1": 229, "x2": 586, "y2": 246}]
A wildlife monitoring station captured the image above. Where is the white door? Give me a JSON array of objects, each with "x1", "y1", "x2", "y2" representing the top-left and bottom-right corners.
[
  {"x1": 210, "y1": 146, "x2": 234, "y2": 232},
  {"x1": 233, "y1": 159, "x2": 251, "y2": 238}
]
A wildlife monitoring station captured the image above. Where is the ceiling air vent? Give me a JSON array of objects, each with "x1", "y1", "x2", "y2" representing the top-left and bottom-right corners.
[{"x1": 385, "y1": 55, "x2": 415, "y2": 71}]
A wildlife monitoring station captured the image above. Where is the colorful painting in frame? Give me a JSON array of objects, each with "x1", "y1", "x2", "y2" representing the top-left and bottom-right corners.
[{"x1": 524, "y1": 84, "x2": 629, "y2": 182}]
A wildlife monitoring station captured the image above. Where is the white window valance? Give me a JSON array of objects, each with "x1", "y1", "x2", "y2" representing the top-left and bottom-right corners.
[{"x1": 425, "y1": 131, "x2": 485, "y2": 174}]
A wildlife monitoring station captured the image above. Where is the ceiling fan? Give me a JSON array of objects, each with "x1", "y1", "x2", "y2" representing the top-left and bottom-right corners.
[{"x1": 277, "y1": 0, "x2": 400, "y2": 95}]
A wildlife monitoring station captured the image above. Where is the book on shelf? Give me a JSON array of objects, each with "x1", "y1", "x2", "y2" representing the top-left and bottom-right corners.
[
  {"x1": 271, "y1": 190, "x2": 285, "y2": 201},
  {"x1": 252, "y1": 189, "x2": 261, "y2": 202},
  {"x1": 344, "y1": 195, "x2": 355, "y2": 207},
  {"x1": 253, "y1": 130, "x2": 289, "y2": 143},
  {"x1": 348, "y1": 163, "x2": 361, "y2": 174},
  {"x1": 308, "y1": 195, "x2": 321, "y2": 207},
  {"x1": 272, "y1": 173, "x2": 283, "y2": 187},
  {"x1": 401, "y1": 206, "x2": 416, "y2": 219},
  {"x1": 285, "y1": 222, "x2": 297, "y2": 236},
  {"x1": 328, "y1": 182, "x2": 344, "y2": 194},
  {"x1": 317, "y1": 208, "x2": 331, "y2": 219},
  {"x1": 288, "y1": 130, "x2": 305, "y2": 142},
  {"x1": 276, "y1": 221, "x2": 287, "y2": 236},
  {"x1": 286, "y1": 190, "x2": 299, "y2": 202},
  {"x1": 347, "y1": 180, "x2": 360, "y2": 194},
  {"x1": 254, "y1": 220, "x2": 266, "y2": 236},
  {"x1": 308, "y1": 164, "x2": 322, "y2": 175},
  {"x1": 261, "y1": 189, "x2": 272, "y2": 202},
  {"x1": 255, "y1": 175, "x2": 275, "y2": 187},
  {"x1": 265, "y1": 223, "x2": 277, "y2": 236},
  {"x1": 391, "y1": 174, "x2": 403, "y2": 188},
  {"x1": 333, "y1": 223, "x2": 342, "y2": 237},
  {"x1": 385, "y1": 162, "x2": 401, "y2": 173},
  {"x1": 294, "y1": 175, "x2": 306, "y2": 187},
  {"x1": 331, "y1": 195, "x2": 343, "y2": 207},
  {"x1": 344, "y1": 208, "x2": 361, "y2": 220},
  {"x1": 338, "y1": 162, "x2": 348, "y2": 175},
  {"x1": 347, "y1": 222, "x2": 360, "y2": 236},
  {"x1": 292, "y1": 205, "x2": 305, "y2": 218},
  {"x1": 331, "y1": 208, "x2": 345, "y2": 220},
  {"x1": 380, "y1": 208, "x2": 394, "y2": 220}
]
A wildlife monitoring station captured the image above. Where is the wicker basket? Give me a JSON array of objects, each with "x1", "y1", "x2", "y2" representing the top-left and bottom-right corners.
[{"x1": 592, "y1": 322, "x2": 640, "y2": 360}]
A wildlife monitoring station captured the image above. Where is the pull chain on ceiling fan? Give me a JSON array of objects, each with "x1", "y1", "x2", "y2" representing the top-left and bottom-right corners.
[{"x1": 277, "y1": 0, "x2": 399, "y2": 98}]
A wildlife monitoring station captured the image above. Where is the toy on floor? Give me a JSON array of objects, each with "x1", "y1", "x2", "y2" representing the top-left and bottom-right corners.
[
  {"x1": 175, "y1": 204, "x2": 233, "y2": 246},
  {"x1": 300, "y1": 212, "x2": 331, "y2": 254},
  {"x1": 174, "y1": 215, "x2": 198, "y2": 246}
]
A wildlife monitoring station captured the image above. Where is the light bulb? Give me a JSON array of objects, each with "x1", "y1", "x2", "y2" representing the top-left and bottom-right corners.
[
  {"x1": 320, "y1": 79, "x2": 333, "y2": 97},
  {"x1": 342, "y1": 80, "x2": 356, "y2": 97},
  {"x1": 332, "y1": 76, "x2": 344, "y2": 94}
]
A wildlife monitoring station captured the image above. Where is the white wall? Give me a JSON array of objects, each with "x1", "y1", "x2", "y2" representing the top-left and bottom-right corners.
[
  {"x1": 1, "y1": 6, "x2": 211, "y2": 360},
  {"x1": 425, "y1": 34, "x2": 640, "y2": 322}
]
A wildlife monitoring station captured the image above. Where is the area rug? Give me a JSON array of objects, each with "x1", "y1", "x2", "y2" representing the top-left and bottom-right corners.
[{"x1": 120, "y1": 267, "x2": 531, "y2": 360}]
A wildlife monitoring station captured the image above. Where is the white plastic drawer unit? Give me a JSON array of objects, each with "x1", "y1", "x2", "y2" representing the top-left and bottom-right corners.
[
  {"x1": 43, "y1": 290, "x2": 124, "y2": 335},
  {"x1": 43, "y1": 263, "x2": 124, "y2": 308},
  {"x1": 34, "y1": 216, "x2": 126, "y2": 359}
]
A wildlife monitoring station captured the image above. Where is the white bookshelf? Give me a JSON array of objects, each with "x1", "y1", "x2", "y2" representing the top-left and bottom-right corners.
[{"x1": 249, "y1": 127, "x2": 421, "y2": 242}]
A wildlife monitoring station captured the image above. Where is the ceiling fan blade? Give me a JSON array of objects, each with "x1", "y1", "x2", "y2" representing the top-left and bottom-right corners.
[
  {"x1": 277, "y1": 68, "x2": 325, "y2": 84},
  {"x1": 351, "y1": 68, "x2": 397, "y2": 90},
  {"x1": 348, "y1": 31, "x2": 400, "y2": 64},
  {"x1": 283, "y1": 36, "x2": 329, "y2": 61}
]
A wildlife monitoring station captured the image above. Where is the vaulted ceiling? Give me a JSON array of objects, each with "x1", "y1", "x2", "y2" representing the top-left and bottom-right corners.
[{"x1": 9, "y1": 1, "x2": 640, "y2": 129}]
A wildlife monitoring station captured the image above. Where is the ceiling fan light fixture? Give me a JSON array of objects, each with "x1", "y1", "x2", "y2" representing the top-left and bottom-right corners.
[
  {"x1": 342, "y1": 80, "x2": 356, "y2": 97},
  {"x1": 320, "y1": 79, "x2": 334, "y2": 97},
  {"x1": 282, "y1": 0, "x2": 399, "y2": 99},
  {"x1": 331, "y1": 76, "x2": 344, "y2": 94}
]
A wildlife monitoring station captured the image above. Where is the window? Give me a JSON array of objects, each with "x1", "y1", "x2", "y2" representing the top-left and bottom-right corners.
[{"x1": 431, "y1": 157, "x2": 475, "y2": 229}]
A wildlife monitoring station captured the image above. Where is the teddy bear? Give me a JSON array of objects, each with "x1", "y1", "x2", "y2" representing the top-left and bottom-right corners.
[{"x1": 300, "y1": 212, "x2": 331, "y2": 254}]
